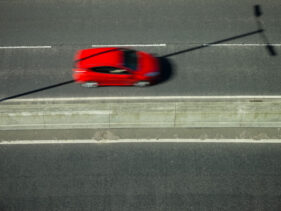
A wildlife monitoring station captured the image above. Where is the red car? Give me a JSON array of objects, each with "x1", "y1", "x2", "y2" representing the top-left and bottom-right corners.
[{"x1": 73, "y1": 47, "x2": 160, "y2": 87}]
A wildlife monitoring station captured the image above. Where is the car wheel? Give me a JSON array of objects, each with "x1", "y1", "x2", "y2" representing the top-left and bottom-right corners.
[
  {"x1": 81, "y1": 82, "x2": 99, "y2": 88},
  {"x1": 134, "y1": 81, "x2": 150, "y2": 87}
]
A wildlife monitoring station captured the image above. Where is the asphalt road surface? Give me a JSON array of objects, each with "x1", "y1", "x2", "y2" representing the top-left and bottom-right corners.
[
  {"x1": 1, "y1": 2, "x2": 280, "y2": 210},
  {"x1": 0, "y1": 0, "x2": 280, "y2": 100},
  {"x1": 1, "y1": 142, "x2": 281, "y2": 210}
]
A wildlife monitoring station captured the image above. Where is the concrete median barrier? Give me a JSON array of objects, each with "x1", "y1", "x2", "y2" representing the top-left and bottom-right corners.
[{"x1": 0, "y1": 98, "x2": 281, "y2": 130}]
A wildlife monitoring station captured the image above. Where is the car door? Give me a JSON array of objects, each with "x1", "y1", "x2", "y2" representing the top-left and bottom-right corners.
[{"x1": 90, "y1": 66, "x2": 133, "y2": 86}]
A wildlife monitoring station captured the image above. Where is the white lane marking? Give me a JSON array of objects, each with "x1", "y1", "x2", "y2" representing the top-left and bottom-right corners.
[
  {"x1": 5, "y1": 110, "x2": 112, "y2": 116},
  {"x1": 0, "y1": 43, "x2": 279, "y2": 49},
  {"x1": 204, "y1": 44, "x2": 281, "y2": 47},
  {"x1": 91, "y1": 44, "x2": 167, "y2": 47},
  {"x1": 0, "y1": 46, "x2": 52, "y2": 49},
  {"x1": 1, "y1": 139, "x2": 281, "y2": 145},
  {"x1": 5, "y1": 96, "x2": 281, "y2": 102}
]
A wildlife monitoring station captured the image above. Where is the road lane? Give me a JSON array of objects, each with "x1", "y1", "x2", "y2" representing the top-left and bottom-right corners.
[
  {"x1": 0, "y1": 44, "x2": 280, "y2": 99},
  {"x1": 1, "y1": 142, "x2": 281, "y2": 210},
  {"x1": 0, "y1": 0, "x2": 280, "y2": 99},
  {"x1": 0, "y1": 0, "x2": 280, "y2": 45}
]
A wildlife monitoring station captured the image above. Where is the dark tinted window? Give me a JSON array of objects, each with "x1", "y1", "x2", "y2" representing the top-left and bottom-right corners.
[
  {"x1": 123, "y1": 50, "x2": 138, "y2": 70},
  {"x1": 90, "y1": 66, "x2": 130, "y2": 74},
  {"x1": 90, "y1": 66, "x2": 116, "y2": 73}
]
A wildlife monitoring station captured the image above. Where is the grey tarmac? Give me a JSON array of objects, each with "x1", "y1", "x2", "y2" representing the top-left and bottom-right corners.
[
  {"x1": 0, "y1": 0, "x2": 280, "y2": 99},
  {"x1": 1, "y1": 141, "x2": 281, "y2": 210}
]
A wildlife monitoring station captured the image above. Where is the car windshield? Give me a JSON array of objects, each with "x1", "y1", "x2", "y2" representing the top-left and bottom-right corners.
[{"x1": 123, "y1": 49, "x2": 138, "y2": 70}]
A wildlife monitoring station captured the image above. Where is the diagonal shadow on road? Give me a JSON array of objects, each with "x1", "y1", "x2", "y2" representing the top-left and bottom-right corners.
[
  {"x1": 162, "y1": 5, "x2": 277, "y2": 58},
  {"x1": 162, "y1": 29, "x2": 264, "y2": 58},
  {"x1": 0, "y1": 80, "x2": 75, "y2": 103},
  {"x1": 158, "y1": 5, "x2": 277, "y2": 83}
]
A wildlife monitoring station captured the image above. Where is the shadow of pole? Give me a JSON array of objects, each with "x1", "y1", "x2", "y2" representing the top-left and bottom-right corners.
[
  {"x1": 162, "y1": 29, "x2": 264, "y2": 58},
  {"x1": 162, "y1": 5, "x2": 277, "y2": 58},
  {"x1": 157, "y1": 29, "x2": 265, "y2": 84},
  {"x1": 254, "y1": 5, "x2": 277, "y2": 56},
  {"x1": 0, "y1": 80, "x2": 75, "y2": 103}
]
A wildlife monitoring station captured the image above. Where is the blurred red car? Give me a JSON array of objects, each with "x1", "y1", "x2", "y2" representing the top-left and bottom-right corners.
[{"x1": 73, "y1": 47, "x2": 160, "y2": 87}]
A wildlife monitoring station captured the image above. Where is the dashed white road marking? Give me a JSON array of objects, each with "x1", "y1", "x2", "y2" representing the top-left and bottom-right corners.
[
  {"x1": 1, "y1": 139, "x2": 281, "y2": 145},
  {"x1": 91, "y1": 44, "x2": 167, "y2": 47},
  {"x1": 0, "y1": 43, "x2": 279, "y2": 49},
  {"x1": 0, "y1": 46, "x2": 52, "y2": 49}
]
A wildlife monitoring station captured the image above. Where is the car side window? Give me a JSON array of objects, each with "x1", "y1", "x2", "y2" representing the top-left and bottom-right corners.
[{"x1": 90, "y1": 66, "x2": 130, "y2": 74}]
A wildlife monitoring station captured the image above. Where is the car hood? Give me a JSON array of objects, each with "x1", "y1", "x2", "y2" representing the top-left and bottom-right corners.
[{"x1": 137, "y1": 51, "x2": 159, "y2": 75}]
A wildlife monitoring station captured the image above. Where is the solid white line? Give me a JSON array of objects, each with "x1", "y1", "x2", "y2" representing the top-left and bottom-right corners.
[
  {"x1": 91, "y1": 44, "x2": 167, "y2": 47},
  {"x1": 5, "y1": 96, "x2": 281, "y2": 102},
  {"x1": 205, "y1": 44, "x2": 281, "y2": 47},
  {"x1": 1, "y1": 139, "x2": 281, "y2": 145},
  {"x1": 0, "y1": 46, "x2": 52, "y2": 49}
]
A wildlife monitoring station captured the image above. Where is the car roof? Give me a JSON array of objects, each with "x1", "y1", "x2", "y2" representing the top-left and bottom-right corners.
[{"x1": 75, "y1": 47, "x2": 123, "y2": 69}]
